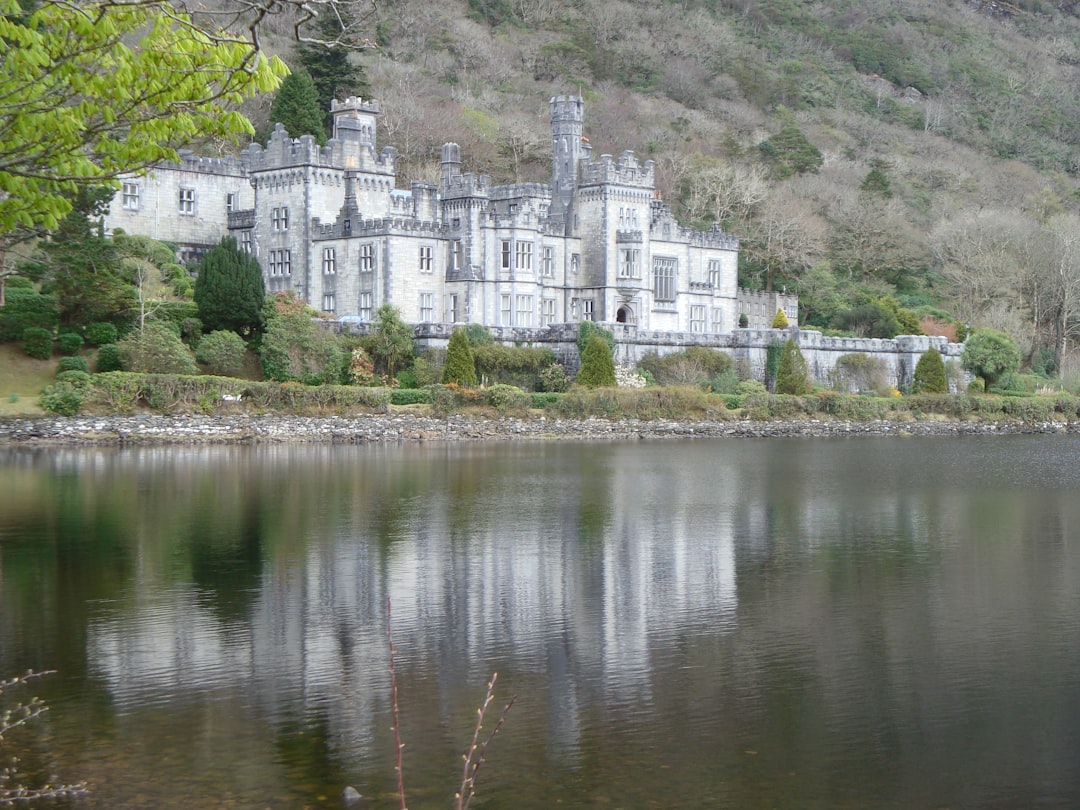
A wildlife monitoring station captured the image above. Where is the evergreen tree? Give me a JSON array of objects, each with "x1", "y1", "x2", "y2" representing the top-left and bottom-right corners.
[
  {"x1": 912, "y1": 346, "x2": 947, "y2": 393},
  {"x1": 758, "y1": 122, "x2": 823, "y2": 179},
  {"x1": 194, "y1": 237, "x2": 265, "y2": 337},
  {"x1": 775, "y1": 338, "x2": 812, "y2": 394},
  {"x1": 576, "y1": 334, "x2": 616, "y2": 388},
  {"x1": 962, "y1": 329, "x2": 1021, "y2": 388},
  {"x1": 296, "y1": 12, "x2": 371, "y2": 132},
  {"x1": 442, "y1": 327, "x2": 478, "y2": 386},
  {"x1": 771, "y1": 308, "x2": 789, "y2": 328},
  {"x1": 268, "y1": 69, "x2": 328, "y2": 145},
  {"x1": 366, "y1": 304, "x2": 415, "y2": 380}
]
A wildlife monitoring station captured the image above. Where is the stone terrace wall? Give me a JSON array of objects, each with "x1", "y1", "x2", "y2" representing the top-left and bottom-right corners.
[{"x1": 331, "y1": 321, "x2": 966, "y2": 390}]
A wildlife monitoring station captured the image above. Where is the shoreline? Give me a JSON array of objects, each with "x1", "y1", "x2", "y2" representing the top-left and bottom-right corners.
[{"x1": 2, "y1": 412, "x2": 1077, "y2": 446}]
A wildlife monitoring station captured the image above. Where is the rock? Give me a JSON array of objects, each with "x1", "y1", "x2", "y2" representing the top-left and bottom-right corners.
[{"x1": 342, "y1": 786, "x2": 362, "y2": 804}]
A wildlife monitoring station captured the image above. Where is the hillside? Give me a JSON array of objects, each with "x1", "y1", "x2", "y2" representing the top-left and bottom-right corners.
[{"x1": 252, "y1": 0, "x2": 1080, "y2": 375}]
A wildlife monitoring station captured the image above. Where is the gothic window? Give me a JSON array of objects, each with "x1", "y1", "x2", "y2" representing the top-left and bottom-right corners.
[
  {"x1": 178, "y1": 187, "x2": 195, "y2": 215},
  {"x1": 419, "y1": 292, "x2": 435, "y2": 322},
  {"x1": 707, "y1": 259, "x2": 722, "y2": 288},
  {"x1": 360, "y1": 242, "x2": 376, "y2": 272},
  {"x1": 501, "y1": 240, "x2": 512, "y2": 271},
  {"x1": 322, "y1": 293, "x2": 336, "y2": 313},
  {"x1": 690, "y1": 305, "x2": 706, "y2": 333},
  {"x1": 619, "y1": 248, "x2": 640, "y2": 279},
  {"x1": 582, "y1": 299, "x2": 594, "y2": 321},
  {"x1": 122, "y1": 182, "x2": 140, "y2": 210},
  {"x1": 271, "y1": 207, "x2": 289, "y2": 231},
  {"x1": 571, "y1": 253, "x2": 580, "y2": 274},
  {"x1": 711, "y1": 307, "x2": 724, "y2": 332},
  {"x1": 653, "y1": 257, "x2": 676, "y2": 302},
  {"x1": 516, "y1": 294, "x2": 534, "y2": 326},
  {"x1": 516, "y1": 241, "x2": 532, "y2": 272},
  {"x1": 541, "y1": 298, "x2": 556, "y2": 326},
  {"x1": 541, "y1": 246, "x2": 555, "y2": 278},
  {"x1": 322, "y1": 248, "x2": 336, "y2": 275}
]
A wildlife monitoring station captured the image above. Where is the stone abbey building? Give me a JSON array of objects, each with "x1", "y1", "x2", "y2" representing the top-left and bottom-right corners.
[{"x1": 104, "y1": 95, "x2": 797, "y2": 334}]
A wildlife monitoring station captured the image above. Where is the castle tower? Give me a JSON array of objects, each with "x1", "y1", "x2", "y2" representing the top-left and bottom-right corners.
[
  {"x1": 549, "y1": 95, "x2": 585, "y2": 228},
  {"x1": 332, "y1": 97, "x2": 380, "y2": 150},
  {"x1": 440, "y1": 143, "x2": 462, "y2": 188}
]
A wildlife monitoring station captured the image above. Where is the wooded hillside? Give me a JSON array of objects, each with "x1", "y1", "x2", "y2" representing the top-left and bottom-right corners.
[{"x1": 258, "y1": 0, "x2": 1080, "y2": 377}]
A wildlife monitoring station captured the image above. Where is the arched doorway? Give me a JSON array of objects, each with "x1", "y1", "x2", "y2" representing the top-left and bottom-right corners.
[{"x1": 616, "y1": 306, "x2": 632, "y2": 324}]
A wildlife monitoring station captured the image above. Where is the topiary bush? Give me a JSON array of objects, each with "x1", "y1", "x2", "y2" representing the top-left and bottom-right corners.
[
  {"x1": 442, "y1": 327, "x2": 478, "y2": 386},
  {"x1": 576, "y1": 334, "x2": 617, "y2": 388},
  {"x1": 22, "y1": 327, "x2": 53, "y2": 360},
  {"x1": 56, "y1": 356, "x2": 90, "y2": 374},
  {"x1": 85, "y1": 322, "x2": 118, "y2": 346},
  {"x1": 912, "y1": 347, "x2": 947, "y2": 394},
  {"x1": 57, "y1": 331, "x2": 84, "y2": 355},
  {"x1": 95, "y1": 343, "x2": 124, "y2": 373},
  {"x1": 771, "y1": 308, "x2": 789, "y2": 328},
  {"x1": 195, "y1": 330, "x2": 248, "y2": 376}
]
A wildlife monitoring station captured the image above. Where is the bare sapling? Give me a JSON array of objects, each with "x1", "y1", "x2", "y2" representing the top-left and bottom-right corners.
[{"x1": 385, "y1": 599, "x2": 515, "y2": 810}]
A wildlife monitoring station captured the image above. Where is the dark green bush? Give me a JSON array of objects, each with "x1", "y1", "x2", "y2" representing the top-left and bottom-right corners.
[
  {"x1": 390, "y1": 388, "x2": 432, "y2": 406},
  {"x1": 95, "y1": 343, "x2": 124, "y2": 373},
  {"x1": 117, "y1": 322, "x2": 198, "y2": 375},
  {"x1": 442, "y1": 327, "x2": 478, "y2": 386},
  {"x1": 473, "y1": 344, "x2": 555, "y2": 389},
  {"x1": 57, "y1": 356, "x2": 90, "y2": 374},
  {"x1": 85, "y1": 322, "x2": 118, "y2": 346},
  {"x1": 530, "y1": 392, "x2": 563, "y2": 409},
  {"x1": 576, "y1": 335, "x2": 616, "y2": 388},
  {"x1": 22, "y1": 327, "x2": 53, "y2": 359},
  {"x1": 912, "y1": 347, "x2": 947, "y2": 394},
  {"x1": 55, "y1": 370, "x2": 93, "y2": 390},
  {"x1": 0, "y1": 285, "x2": 58, "y2": 341},
  {"x1": 195, "y1": 330, "x2": 248, "y2": 377},
  {"x1": 57, "y1": 331, "x2": 84, "y2": 355},
  {"x1": 577, "y1": 321, "x2": 615, "y2": 355},
  {"x1": 39, "y1": 381, "x2": 85, "y2": 415},
  {"x1": 539, "y1": 362, "x2": 570, "y2": 393},
  {"x1": 775, "y1": 339, "x2": 811, "y2": 395}
]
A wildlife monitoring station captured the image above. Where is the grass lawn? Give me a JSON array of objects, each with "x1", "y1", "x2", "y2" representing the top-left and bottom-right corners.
[{"x1": 0, "y1": 343, "x2": 56, "y2": 415}]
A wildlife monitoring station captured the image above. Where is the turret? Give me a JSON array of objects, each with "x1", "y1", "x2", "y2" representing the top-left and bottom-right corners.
[
  {"x1": 549, "y1": 95, "x2": 585, "y2": 226},
  {"x1": 440, "y1": 143, "x2": 462, "y2": 188},
  {"x1": 332, "y1": 97, "x2": 380, "y2": 150}
]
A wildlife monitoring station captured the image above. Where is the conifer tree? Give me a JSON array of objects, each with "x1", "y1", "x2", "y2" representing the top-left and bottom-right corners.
[
  {"x1": 758, "y1": 122, "x2": 823, "y2": 179},
  {"x1": 772, "y1": 308, "x2": 789, "y2": 328},
  {"x1": 297, "y1": 12, "x2": 371, "y2": 132},
  {"x1": 442, "y1": 327, "x2": 478, "y2": 386},
  {"x1": 194, "y1": 237, "x2": 265, "y2": 337},
  {"x1": 912, "y1": 346, "x2": 948, "y2": 393},
  {"x1": 775, "y1": 338, "x2": 812, "y2": 394},
  {"x1": 576, "y1": 334, "x2": 617, "y2": 388},
  {"x1": 268, "y1": 69, "x2": 328, "y2": 145}
]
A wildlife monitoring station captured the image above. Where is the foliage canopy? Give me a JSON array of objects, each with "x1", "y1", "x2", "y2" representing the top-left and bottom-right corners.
[{"x1": 194, "y1": 237, "x2": 265, "y2": 337}]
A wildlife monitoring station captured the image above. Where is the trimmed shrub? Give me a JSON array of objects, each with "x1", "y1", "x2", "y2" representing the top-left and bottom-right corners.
[
  {"x1": 577, "y1": 320, "x2": 615, "y2": 355},
  {"x1": 195, "y1": 330, "x2": 248, "y2": 377},
  {"x1": 95, "y1": 343, "x2": 124, "y2": 373},
  {"x1": 775, "y1": 339, "x2": 811, "y2": 395},
  {"x1": 771, "y1": 308, "x2": 789, "y2": 328},
  {"x1": 963, "y1": 329, "x2": 1021, "y2": 388},
  {"x1": 57, "y1": 331, "x2": 84, "y2": 355},
  {"x1": 912, "y1": 347, "x2": 947, "y2": 394},
  {"x1": 390, "y1": 388, "x2": 431, "y2": 406},
  {"x1": 442, "y1": 327, "x2": 478, "y2": 386},
  {"x1": 22, "y1": 327, "x2": 53, "y2": 359},
  {"x1": 576, "y1": 334, "x2": 617, "y2": 388},
  {"x1": 738, "y1": 313, "x2": 749, "y2": 328},
  {"x1": 85, "y1": 322, "x2": 118, "y2": 346},
  {"x1": 57, "y1": 356, "x2": 90, "y2": 374},
  {"x1": 0, "y1": 285, "x2": 59, "y2": 341}
]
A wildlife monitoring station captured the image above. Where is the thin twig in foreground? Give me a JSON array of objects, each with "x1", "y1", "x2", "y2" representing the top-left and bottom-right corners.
[{"x1": 455, "y1": 673, "x2": 517, "y2": 810}]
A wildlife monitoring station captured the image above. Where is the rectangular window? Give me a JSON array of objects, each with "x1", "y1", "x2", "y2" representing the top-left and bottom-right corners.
[
  {"x1": 690, "y1": 305, "x2": 706, "y2": 333},
  {"x1": 281, "y1": 250, "x2": 291, "y2": 276},
  {"x1": 122, "y1": 182, "x2": 140, "y2": 210},
  {"x1": 541, "y1": 298, "x2": 556, "y2": 326},
  {"x1": 541, "y1": 246, "x2": 555, "y2": 278},
  {"x1": 359, "y1": 292, "x2": 373, "y2": 321},
  {"x1": 419, "y1": 292, "x2": 434, "y2": 322},
  {"x1": 419, "y1": 245, "x2": 433, "y2": 273},
  {"x1": 707, "y1": 259, "x2": 722, "y2": 288},
  {"x1": 516, "y1": 294, "x2": 533, "y2": 327},
  {"x1": 449, "y1": 294, "x2": 460, "y2": 323},
  {"x1": 271, "y1": 207, "x2": 289, "y2": 231},
  {"x1": 712, "y1": 308, "x2": 724, "y2": 332},
  {"x1": 500, "y1": 294, "x2": 512, "y2": 326},
  {"x1": 570, "y1": 298, "x2": 579, "y2": 320},
  {"x1": 619, "y1": 248, "x2": 640, "y2": 279},
  {"x1": 360, "y1": 242, "x2": 376, "y2": 272},
  {"x1": 226, "y1": 192, "x2": 238, "y2": 213},
  {"x1": 322, "y1": 247, "x2": 336, "y2": 275},
  {"x1": 653, "y1": 257, "x2": 676, "y2": 302},
  {"x1": 582, "y1": 299, "x2": 594, "y2": 321},
  {"x1": 322, "y1": 293, "x2": 336, "y2": 313},
  {"x1": 451, "y1": 240, "x2": 463, "y2": 271},
  {"x1": 571, "y1": 254, "x2": 580, "y2": 274},
  {"x1": 268, "y1": 249, "x2": 292, "y2": 276},
  {"x1": 515, "y1": 241, "x2": 532, "y2": 272},
  {"x1": 178, "y1": 187, "x2": 195, "y2": 215},
  {"x1": 501, "y1": 240, "x2": 512, "y2": 271},
  {"x1": 240, "y1": 230, "x2": 252, "y2": 253}
]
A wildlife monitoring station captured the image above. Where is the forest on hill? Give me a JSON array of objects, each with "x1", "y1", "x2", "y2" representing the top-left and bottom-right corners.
[{"x1": 252, "y1": 0, "x2": 1080, "y2": 379}]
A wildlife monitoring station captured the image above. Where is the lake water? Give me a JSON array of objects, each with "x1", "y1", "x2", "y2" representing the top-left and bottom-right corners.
[{"x1": 1, "y1": 436, "x2": 1079, "y2": 809}]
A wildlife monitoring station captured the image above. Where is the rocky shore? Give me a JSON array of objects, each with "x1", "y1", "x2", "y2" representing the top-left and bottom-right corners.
[{"x1": 1, "y1": 412, "x2": 1076, "y2": 446}]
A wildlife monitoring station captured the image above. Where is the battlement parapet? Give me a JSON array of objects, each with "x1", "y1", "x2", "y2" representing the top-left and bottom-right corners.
[
  {"x1": 169, "y1": 150, "x2": 248, "y2": 176},
  {"x1": 227, "y1": 209, "x2": 255, "y2": 229},
  {"x1": 490, "y1": 183, "x2": 551, "y2": 201},
  {"x1": 579, "y1": 150, "x2": 655, "y2": 188},
  {"x1": 441, "y1": 172, "x2": 491, "y2": 199}
]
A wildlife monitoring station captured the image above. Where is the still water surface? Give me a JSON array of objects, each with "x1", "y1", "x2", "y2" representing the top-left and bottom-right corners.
[{"x1": 1, "y1": 436, "x2": 1079, "y2": 809}]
